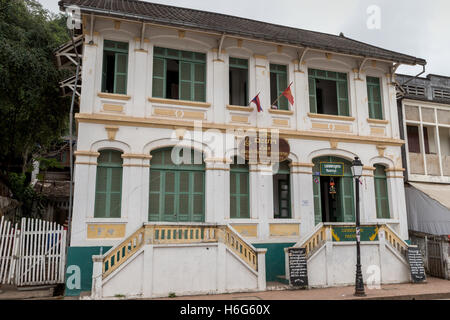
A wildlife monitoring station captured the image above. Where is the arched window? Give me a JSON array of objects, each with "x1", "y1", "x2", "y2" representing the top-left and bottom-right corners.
[
  {"x1": 149, "y1": 148, "x2": 205, "y2": 222},
  {"x1": 273, "y1": 161, "x2": 291, "y2": 219},
  {"x1": 94, "y1": 150, "x2": 123, "y2": 218},
  {"x1": 312, "y1": 156, "x2": 355, "y2": 224},
  {"x1": 374, "y1": 165, "x2": 390, "y2": 219},
  {"x1": 230, "y1": 157, "x2": 250, "y2": 219}
]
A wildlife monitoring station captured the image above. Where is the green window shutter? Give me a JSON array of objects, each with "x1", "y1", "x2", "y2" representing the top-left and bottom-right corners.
[
  {"x1": 152, "y1": 57, "x2": 166, "y2": 98},
  {"x1": 337, "y1": 80, "x2": 349, "y2": 116},
  {"x1": 270, "y1": 64, "x2": 289, "y2": 110},
  {"x1": 153, "y1": 47, "x2": 206, "y2": 102},
  {"x1": 114, "y1": 52, "x2": 128, "y2": 94},
  {"x1": 180, "y1": 61, "x2": 193, "y2": 101},
  {"x1": 340, "y1": 176, "x2": 355, "y2": 222},
  {"x1": 230, "y1": 163, "x2": 250, "y2": 219},
  {"x1": 367, "y1": 77, "x2": 383, "y2": 120},
  {"x1": 374, "y1": 165, "x2": 390, "y2": 219},
  {"x1": 101, "y1": 40, "x2": 129, "y2": 95},
  {"x1": 313, "y1": 177, "x2": 322, "y2": 225},
  {"x1": 149, "y1": 148, "x2": 205, "y2": 222},
  {"x1": 94, "y1": 150, "x2": 123, "y2": 218},
  {"x1": 308, "y1": 76, "x2": 317, "y2": 113}
]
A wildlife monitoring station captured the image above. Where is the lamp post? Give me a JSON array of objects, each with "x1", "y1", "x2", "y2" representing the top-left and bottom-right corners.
[{"x1": 351, "y1": 157, "x2": 366, "y2": 297}]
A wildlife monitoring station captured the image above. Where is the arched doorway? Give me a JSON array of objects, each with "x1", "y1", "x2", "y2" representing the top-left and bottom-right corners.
[
  {"x1": 149, "y1": 147, "x2": 205, "y2": 222},
  {"x1": 312, "y1": 156, "x2": 355, "y2": 224}
]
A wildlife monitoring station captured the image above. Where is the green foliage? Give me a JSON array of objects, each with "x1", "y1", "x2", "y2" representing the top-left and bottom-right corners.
[
  {"x1": 0, "y1": 0, "x2": 71, "y2": 172},
  {"x1": 38, "y1": 157, "x2": 63, "y2": 171},
  {"x1": 168, "y1": 292, "x2": 177, "y2": 298},
  {"x1": 8, "y1": 172, "x2": 46, "y2": 218}
]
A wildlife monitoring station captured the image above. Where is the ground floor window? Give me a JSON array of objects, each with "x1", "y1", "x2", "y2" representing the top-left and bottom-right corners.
[
  {"x1": 149, "y1": 148, "x2": 205, "y2": 222},
  {"x1": 312, "y1": 156, "x2": 355, "y2": 224},
  {"x1": 374, "y1": 164, "x2": 390, "y2": 219},
  {"x1": 94, "y1": 150, "x2": 123, "y2": 218},
  {"x1": 273, "y1": 161, "x2": 291, "y2": 219},
  {"x1": 230, "y1": 157, "x2": 250, "y2": 219}
]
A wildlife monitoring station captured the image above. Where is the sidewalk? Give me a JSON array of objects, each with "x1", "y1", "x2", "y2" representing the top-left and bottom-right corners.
[{"x1": 155, "y1": 277, "x2": 450, "y2": 300}]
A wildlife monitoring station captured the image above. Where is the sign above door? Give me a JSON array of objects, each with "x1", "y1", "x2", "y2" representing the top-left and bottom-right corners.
[{"x1": 320, "y1": 162, "x2": 344, "y2": 177}]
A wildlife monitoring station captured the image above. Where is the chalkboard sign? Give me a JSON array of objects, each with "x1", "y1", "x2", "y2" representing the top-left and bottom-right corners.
[
  {"x1": 288, "y1": 248, "x2": 308, "y2": 287},
  {"x1": 407, "y1": 247, "x2": 426, "y2": 283}
]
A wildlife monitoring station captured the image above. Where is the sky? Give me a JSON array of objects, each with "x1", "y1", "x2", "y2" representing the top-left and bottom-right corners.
[{"x1": 39, "y1": 0, "x2": 450, "y2": 76}]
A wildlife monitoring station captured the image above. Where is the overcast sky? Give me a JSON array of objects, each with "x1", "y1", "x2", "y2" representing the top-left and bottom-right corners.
[{"x1": 40, "y1": 0, "x2": 450, "y2": 76}]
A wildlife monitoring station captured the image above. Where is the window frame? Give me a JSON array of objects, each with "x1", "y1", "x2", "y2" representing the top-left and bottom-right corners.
[
  {"x1": 308, "y1": 68, "x2": 350, "y2": 116},
  {"x1": 230, "y1": 161, "x2": 250, "y2": 219},
  {"x1": 374, "y1": 165, "x2": 391, "y2": 219},
  {"x1": 101, "y1": 40, "x2": 129, "y2": 95},
  {"x1": 270, "y1": 64, "x2": 289, "y2": 110},
  {"x1": 152, "y1": 47, "x2": 207, "y2": 102},
  {"x1": 366, "y1": 76, "x2": 384, "y2": 120},
  {"x1": 229, "y1": 57, "x2": 249, "y2": 106},
  {"x1": 149, "y1": 148, "x2": 206, "y2": 222},
  {"x1": 94, "y1": 150, "x2": 123, "y2": 218}
]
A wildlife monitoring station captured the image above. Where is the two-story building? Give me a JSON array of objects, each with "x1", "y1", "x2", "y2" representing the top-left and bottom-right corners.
[
  {"x1": 396, "y1": 73, "x2": 450, "y2": 279},
  {"x1": 59, "y1": 0, "x2": 427, "y2": 298}
]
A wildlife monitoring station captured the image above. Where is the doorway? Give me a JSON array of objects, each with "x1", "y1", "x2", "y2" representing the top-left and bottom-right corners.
[{"x1": 313, "y1": 156, "x2": 355, "y2": 224}]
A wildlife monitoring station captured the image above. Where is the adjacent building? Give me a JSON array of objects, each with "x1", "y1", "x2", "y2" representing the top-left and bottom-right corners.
[
  {"x1": 396, "y1": 73, "x2": 450, "y2": 279},
  {"x1": 59, "y1": 0, "x2": 428, "y2": 298}
]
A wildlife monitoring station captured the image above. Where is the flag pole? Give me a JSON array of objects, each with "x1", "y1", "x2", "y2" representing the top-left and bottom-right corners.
[{"x1": 270, "y1": 82, "x2": 293, "y2": 109}]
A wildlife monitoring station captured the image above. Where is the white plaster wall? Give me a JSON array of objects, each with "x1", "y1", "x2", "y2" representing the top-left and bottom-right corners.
[
  {"x1": 99, "y1": 243, "x2": 259, "y2": 298},
  {"x1": 306, "y1": 241, "x2": 410, "y2": 288}
]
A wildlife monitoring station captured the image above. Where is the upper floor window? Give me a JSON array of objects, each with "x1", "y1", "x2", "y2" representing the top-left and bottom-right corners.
[
  {"x1": 367, "y1": 76, "x2": 383, "y2": 120},
  {"x1": 94, "y1": 150, "x2": 123, "y2": 218},
  {"x1": 273, "y1": 161, "x2": 291, "y2": 219},
  {"x1": 270, "y1": 64, "x2": 289, "y2": 110},
  {"x1": 308, "y1": 68, "x2": 349, "y2": 116},
  {"x1": 152, "y1": 47, "x2": 206, "y2": 102},
  {"x1": 229, "y1": 57, "x2": 248, "y2": 106},
  {"x1": 102, "y1": 40, "x2": 129, "y2": 95}
]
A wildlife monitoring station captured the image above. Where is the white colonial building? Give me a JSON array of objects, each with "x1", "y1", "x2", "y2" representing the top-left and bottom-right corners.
[{"x1": 59, "y1": 0, "x2": 427, "y2": 298}]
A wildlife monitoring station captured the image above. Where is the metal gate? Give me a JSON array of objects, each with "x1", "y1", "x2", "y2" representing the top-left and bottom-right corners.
[
  {"x1": 427, "y1": 238, "x2": 446, "y2": 279},
  {"x1": 0, "y1": 216, "x2": 66, "y2": 286}
]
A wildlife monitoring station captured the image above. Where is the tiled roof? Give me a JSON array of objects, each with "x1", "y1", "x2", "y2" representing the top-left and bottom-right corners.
[{"x1": 58, "y1": 0, "x2": 426, "y2": 66}]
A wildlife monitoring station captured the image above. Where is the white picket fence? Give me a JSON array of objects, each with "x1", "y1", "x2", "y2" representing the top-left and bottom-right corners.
[{"x1": 0, "y1": 216, "x2": 67, "y2": 286}]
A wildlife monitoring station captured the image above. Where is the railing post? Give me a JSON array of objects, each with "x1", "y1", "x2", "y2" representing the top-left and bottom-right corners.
[
  {"x1": 91, "y1": 255, "x2": 103, "y2": 299},
  {"x1": 256, "y1": 248, "x2": 267, "y2": 291}
]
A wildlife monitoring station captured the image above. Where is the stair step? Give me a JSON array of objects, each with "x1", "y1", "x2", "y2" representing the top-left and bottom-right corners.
[{"x1": 275, "y1": 275, "x2": 290, "y2": 285}]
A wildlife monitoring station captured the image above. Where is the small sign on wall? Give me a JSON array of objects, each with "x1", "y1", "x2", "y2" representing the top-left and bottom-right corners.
[
  {"x1": 87, "y1": 224, "x2": 126, "y2": 239},
  {"x1": 320, "y1": 162, "x2": 344, "y2": 177}
]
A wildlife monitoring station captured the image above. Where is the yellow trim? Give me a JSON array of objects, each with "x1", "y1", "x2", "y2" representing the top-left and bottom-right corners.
[
  {"x1": 123, "y1": 164, "x2": 151, "y2": 168},
  {"x1": 213, "y1": 59, "x2": 224, "y2": 63},
  {"x1": 231, "y1": 224, "x2": 258, "y2": 238},
  {"x1": 370, "y1": 127, "x2": 386, "y2": 136},
  {"x1": 114, "y1": 20, "x2": 121, "y2": 30},
  {"x1": 211, "y1": 48, "x2": 226, "y2": 54},
  {"x1": 148, "y1": 97, "x2": 211, "y2": 108},
  {"x1": 253, "y1": 54, "x2": 267, "y2": 60},
  {"x1": 277, "y1": 45, "x2": 283, "y2": 54},
  {"x1": 308, "y1": 112, "x2": 355, "y2": 121},
  {"x1": 103, "y1": 104, "x2": 124, "y2": 112},
  {"x1": 363, "y1": 166, "x2": 376, "y2": 171},
  {"x1": 121, "y1": 154, "x2": 152, "y2": 160},
  {"x1": 87, "y1": 223, "x2": 126, "y2": 239},
  {"x1": 269, "y1": 224, "x2": 299, "y2": 237},
  {"x1": 74, "y1": 151, "x2": 100, "y2": 157},
  {"x1": 134, "y1": 49, "x2": 148, "y2": 53},
  {"x1": 255, "y1": 64, "x2": 266, "y2": 69},
  {"x1": 75, "y1": 113, "x2": 406, "y2": 146},
  {"x1": 269, "y1": 109, "x2": 294, "y2": 115},
  {"x1": 226, "y1": 105, "x2": 254, "y2": 112},
  {"x1": 367, "y1": 118, "x2": 389, "y2": 125},
  {"x1": 205, "y1": 167, "x2": 230, "y2": 171},
  {"x1": 290, "y1": 163, "x2": 315, "y2": 168},
  {"x1": 75, "y1": 161, "x2": 97, "y2": 166},
  {"x1": 291, "y1": 170, "x2": 313, "y2": 174},
  {"x1": 272, "y1": 119, "x2": 289, "y2": 126},
  {"x1": 385, "y1": 168, "x2": 406, "y2": 172},
  {"x1": 231, "y1": 115, "x2": 249, "y2": 123},
  {"x1": 105, "y1": 126, "x2": 119, "y2": 141},
  {"x1": 98, "y1": 92, "x2": 131, "y2": 101},
  {"x1": 134, "y1": 37, "x2": 150, "y2": 43},
  {"x1": 178, "y1": 30, "x2": 186, "y2": 39}
]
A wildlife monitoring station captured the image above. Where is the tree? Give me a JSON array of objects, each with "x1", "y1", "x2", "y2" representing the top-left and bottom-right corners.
[{"x1": 0, "y1": 0, "x2": 71, "y2": 173}]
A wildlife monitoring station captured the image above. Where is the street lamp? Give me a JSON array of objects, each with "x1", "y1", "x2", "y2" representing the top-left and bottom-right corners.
[{"x1": 351, "y1": 157, "x2": 366, "y2": 297}]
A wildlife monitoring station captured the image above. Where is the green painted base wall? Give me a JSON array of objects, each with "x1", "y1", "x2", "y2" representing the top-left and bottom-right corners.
[
  {"x1": 253, "y1": 243, "x2": 295, "y2": 282},
  {"x1": 65, "y1": 246, "x2": 111, "y2": 297}
]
